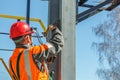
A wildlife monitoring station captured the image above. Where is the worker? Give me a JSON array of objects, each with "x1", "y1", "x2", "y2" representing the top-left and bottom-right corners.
[{"x1": 9, "y1": 21, "x2": 64, "y2": 80}]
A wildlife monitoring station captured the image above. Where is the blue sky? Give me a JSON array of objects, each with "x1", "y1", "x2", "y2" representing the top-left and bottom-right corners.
[
  {"x1": 0, "y1": 0, "x2": 111, "y2": 80},
  {"x1": 76, "y1": 10, "x2": 109, "y2": 80}
]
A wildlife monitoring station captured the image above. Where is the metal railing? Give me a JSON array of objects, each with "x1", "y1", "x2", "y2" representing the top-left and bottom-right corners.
[
  {"x1": 0, "y1": 14, "x2": 46, "y2": 31},
  {"x1": 0, "y1": 58, "x2": 13, "y2": 80}
]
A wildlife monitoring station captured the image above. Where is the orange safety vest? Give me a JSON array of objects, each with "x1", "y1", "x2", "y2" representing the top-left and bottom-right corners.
[{"x1": 9, "y1": 44, "x2": 49, "y2": 80}]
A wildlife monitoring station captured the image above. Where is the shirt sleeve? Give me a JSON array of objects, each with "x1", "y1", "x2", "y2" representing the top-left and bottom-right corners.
[{"x1": 31, "y1": 27, "x2": 64, "y2": 71}]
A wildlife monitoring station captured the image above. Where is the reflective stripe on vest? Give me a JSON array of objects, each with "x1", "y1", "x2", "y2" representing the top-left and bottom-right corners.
[{"x1": 24, "y1": 49, "x2": 32, "y2": 80}]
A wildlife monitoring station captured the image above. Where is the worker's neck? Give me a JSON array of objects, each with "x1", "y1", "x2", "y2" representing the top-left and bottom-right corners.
[{"x1": 16, "y1": 44, "x2": 32, "y2": 49}]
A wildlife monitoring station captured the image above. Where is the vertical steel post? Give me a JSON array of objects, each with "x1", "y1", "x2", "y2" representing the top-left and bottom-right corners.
[
  {"x1": 48, "y1": 0, "x2": 76, "y2": 80},
  {"x1": 48, "y1": 0, "x2": 61, "y2": 80},
  {"x1": 26, "y1": 0, "x2": 30, "y2": 24},
  {"x1": 48, "y1": 0, "x2": 60, "y2": 28},
  {"x1": 60, "y1": 0, "x2": 76, "y2": 80}
]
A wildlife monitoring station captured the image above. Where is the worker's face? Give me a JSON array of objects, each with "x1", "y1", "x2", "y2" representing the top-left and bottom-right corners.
[{"x1": 25, "y1": 34, "x2": 32, "y2": 45}]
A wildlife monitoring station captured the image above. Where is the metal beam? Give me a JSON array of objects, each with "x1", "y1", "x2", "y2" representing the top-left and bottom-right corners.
[
  {"x1": 81, "y1": 4, "x2": 94, "y2": 8},
  {"x1": 77, "y1": 0, "x2": 112, "y2": 23},
  {"x1": 106, "y1": 0, "x2": 120, "y2": 11},
  {"x1": 77, "y1": 8, "x2": 103, "y2": 22},
  {"x1": 78, "y1": 0, "x2": 88, "y2": 6}
]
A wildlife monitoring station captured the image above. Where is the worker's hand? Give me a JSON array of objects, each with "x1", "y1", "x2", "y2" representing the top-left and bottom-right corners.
[
  {"x1": 48, "y1": 25, "x2": 56, "y2": 31},
  {"x1": 42, "y1": 25, "x2": 56, "y2": 37}
]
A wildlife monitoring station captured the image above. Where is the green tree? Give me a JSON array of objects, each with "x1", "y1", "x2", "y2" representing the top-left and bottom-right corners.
[{"x1": 93, "y1": 7, "x2": 120, "y2": 80}]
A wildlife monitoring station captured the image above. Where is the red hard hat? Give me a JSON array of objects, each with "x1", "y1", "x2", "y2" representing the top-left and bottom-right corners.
[{"x1": 10, "y1": 21, "x2": 34, "y2": 39}]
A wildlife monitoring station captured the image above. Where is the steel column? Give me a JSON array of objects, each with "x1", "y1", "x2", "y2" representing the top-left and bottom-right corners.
[
  {"x1": 48, "y1": 0, "x2": 61, "y2": 80},
  {"x1": 48, "y1": 0, "x2": 76, "y2": 80},
  {"x1": 60, "y1": 0, "x2": 76, "y2": 80}
]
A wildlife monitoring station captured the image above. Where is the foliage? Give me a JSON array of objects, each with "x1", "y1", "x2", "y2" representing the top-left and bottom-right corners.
[{"x1": 93, "y1": 7, "x2": 120, "y2": 80}]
